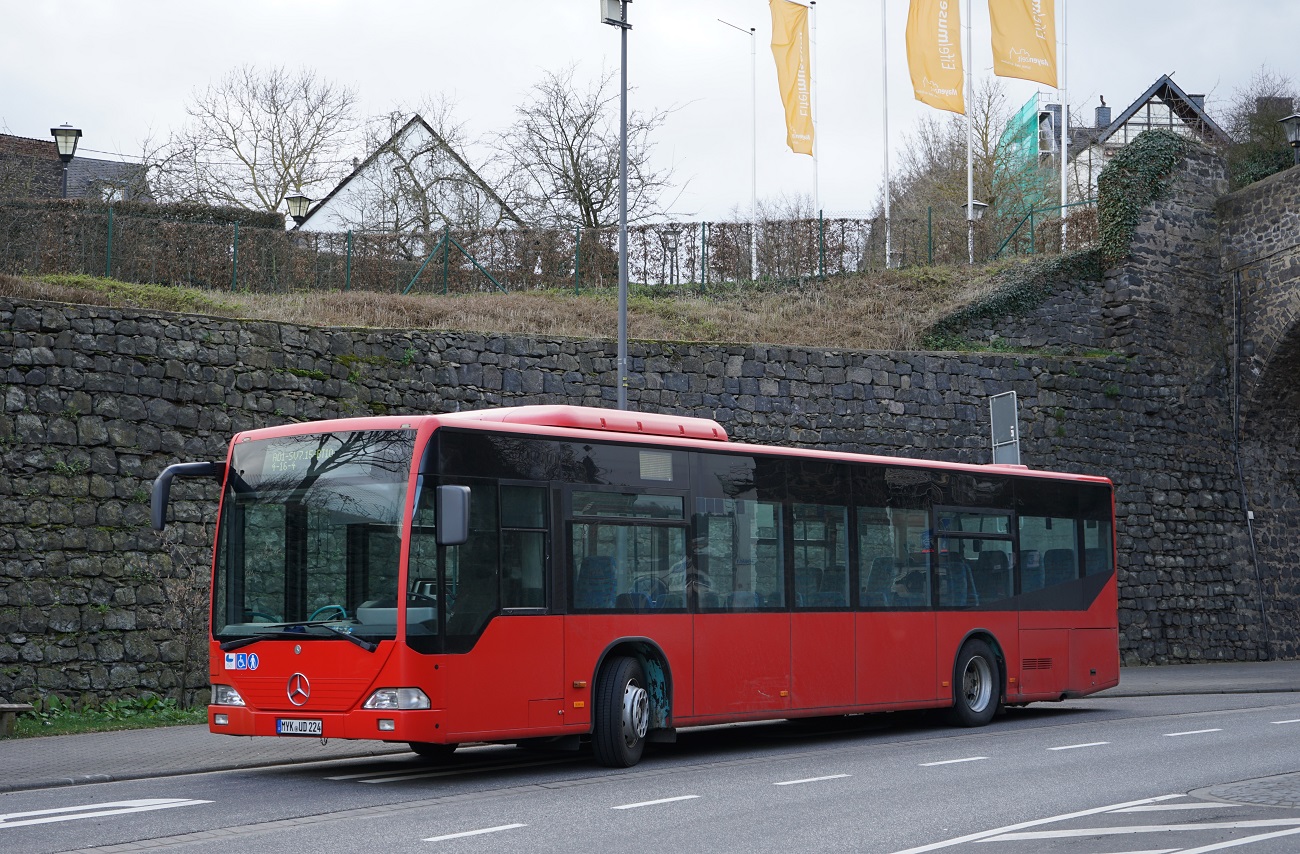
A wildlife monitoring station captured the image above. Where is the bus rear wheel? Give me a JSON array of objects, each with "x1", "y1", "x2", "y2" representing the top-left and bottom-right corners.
[
  {"x1": 408, "y1": 742, "x2": 458, "y2": 761},
  {"x1": 593, "y1": 656, "x2": 650, "y2": 768},
  {"x1": 948, "y1": 639, "x2": 1000, "y2": 727}
]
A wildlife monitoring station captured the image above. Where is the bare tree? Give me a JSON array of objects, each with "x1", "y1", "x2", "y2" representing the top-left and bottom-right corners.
[
  {"x1": 879, "y1": 79, "x2": 1051, "y2": 260},
  {"x1": 497, "y1": 65, "x2": 677, "y2": 228},
  {"x1": 1224, "y1": 66, "x2": 1297, "y2": 189},
  {"x1": 157, "y1": 65, "x2": 358, "y2": 213}
]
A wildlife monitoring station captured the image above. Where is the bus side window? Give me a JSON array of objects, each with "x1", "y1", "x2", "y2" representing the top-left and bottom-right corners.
[
  {"x1": 1018, "y1": 515, "x2": 1076, "y2": 590},
  {"x1": 444, "y1": 483, "x2": 500, "y2": 647},
  {"x1": 1083, "y1": 519, "x2": 1114, "y2": 575},
  {"x1": 856, "y1": 507, "x2": 929, "y2": 609},
  {"x1": 501, "y1": 485, "x2": 547, "y2": 608}
]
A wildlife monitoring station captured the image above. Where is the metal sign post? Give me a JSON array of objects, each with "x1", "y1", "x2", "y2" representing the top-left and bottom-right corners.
[{"x1": 990, "y1": 391, "x2": 1021, "y2": 465}]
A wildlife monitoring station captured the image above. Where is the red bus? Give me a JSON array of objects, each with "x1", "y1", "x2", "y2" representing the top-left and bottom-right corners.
[{"x1": 152, "y1": 404, "x2": 1118, "y2": 767}]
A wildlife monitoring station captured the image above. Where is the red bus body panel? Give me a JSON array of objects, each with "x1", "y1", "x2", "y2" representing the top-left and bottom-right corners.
[{"x1": 693, "y1": 613, "x2": 792, "y2": 719}]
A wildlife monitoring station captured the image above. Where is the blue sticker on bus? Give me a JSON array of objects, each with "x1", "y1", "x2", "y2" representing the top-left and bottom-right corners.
[{"x1": 223, "y1": 652, "x2": 259, "y2": 671}]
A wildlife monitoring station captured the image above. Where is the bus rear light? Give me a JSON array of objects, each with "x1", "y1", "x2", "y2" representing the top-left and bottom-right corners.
[
  {"x1": 362, "y1": 688, "x2": 431, "y2": 710},
  {"x1": 212, "y1": 685, "x2": 245, "y2": 706},
  {"x1": 378, "y1": 719, "x2": 395, "y2": 731}
]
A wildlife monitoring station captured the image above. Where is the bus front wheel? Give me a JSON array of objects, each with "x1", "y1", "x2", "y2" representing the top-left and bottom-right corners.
[
  {"x1": 593, "y1": 656, "x2": 650, "y2": 768},
  {"x1": 949, "y1": 639, "x2": 1000, "y2": 727}
]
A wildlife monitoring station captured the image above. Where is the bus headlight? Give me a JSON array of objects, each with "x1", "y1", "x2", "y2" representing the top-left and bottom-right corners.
[
  {"x1": 362, "y1": 688, "x2": 431, "y2": 710},
  {"x1": 211, "y1": 684, "x2": 245, "y2": 706}
]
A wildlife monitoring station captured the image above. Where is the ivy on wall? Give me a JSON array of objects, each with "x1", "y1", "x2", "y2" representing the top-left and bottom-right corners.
[
  {"x1": 921, "y1": 249, "x2": 1103, "y2": 350},
  {"x1": 1097, "y1": 129, "x2": 1189, "y2": 266}
]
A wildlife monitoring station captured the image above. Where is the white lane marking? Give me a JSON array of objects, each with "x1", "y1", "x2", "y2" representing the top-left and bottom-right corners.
[
  {"x1": 1114, "y1": 802, "x2": 1233, "y2": 813},
  {"x1": 1048, "y1": 741, "x2": 1110, "y2": 751},
  {"x1": 982, "y1": 817, "x2": 1300, "y2": 842},
  {"x1": 423, "y1": 824, "x2": 525, "y2": 842},
  {"x1": 612, "y1": 795, "x2": 700, "y2": 810},
  {"x1": 1164, "y1": 728, "x2": 1223, "y2": 737},
  {"x1": 919, "y1": 757, "x2": 987, "y2": 767},
  {"x1": 774, "y1": 774, "x2": 851, "y2": 786},
  {"x1": 1271, "y1": 719, "x2": 1300, "y2": 724},
  {"x1": 887, "y1": 794, "x2": 1184, "y2": 854},
  {"x1": 1177, "y1": 825, "x2": 1300, "y2": 852},
  {"x1": 0, "y1": 799, "x2": 211, "y2": 830}
]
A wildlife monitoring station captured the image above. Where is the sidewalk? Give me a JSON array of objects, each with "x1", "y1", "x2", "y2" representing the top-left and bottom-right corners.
[{"x1": 2, "y1": 660, "x2": 1298, "y2": 794}]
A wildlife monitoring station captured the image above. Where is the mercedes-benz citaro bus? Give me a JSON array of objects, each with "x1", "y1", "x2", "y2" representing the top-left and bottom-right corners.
[{"x1": 151, "y1": 404, "x2": 1118, "y2": 767}]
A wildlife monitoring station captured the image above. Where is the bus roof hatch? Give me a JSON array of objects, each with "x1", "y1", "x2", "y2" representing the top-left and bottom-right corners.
[{"x1": 438, "y1": 405, "x2": 729, "y2": 442}]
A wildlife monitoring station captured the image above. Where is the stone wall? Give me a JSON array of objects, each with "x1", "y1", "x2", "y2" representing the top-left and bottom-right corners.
[
  {"x1": 4, "y1": 153, "x2": 1300, "y2": 708},
  {"x1": 1218, "y1": 164, "x2": 1300, "y2": 658}
]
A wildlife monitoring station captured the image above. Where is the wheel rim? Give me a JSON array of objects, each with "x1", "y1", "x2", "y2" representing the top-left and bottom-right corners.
[
  {"x1": 962, "y1": 655, "x2": 993, "y2": 713},
  {"x1": 621, "y1": 680, "x2": 650, "y2": 747}
]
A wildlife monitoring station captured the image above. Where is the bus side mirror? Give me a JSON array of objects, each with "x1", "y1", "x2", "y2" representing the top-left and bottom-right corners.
[
  {"x1": 151, "y1": 461, "x2": 225, "y2": 530},
  {"x1": 436, "y1": 485, "x2": 471, "y2": 546}
]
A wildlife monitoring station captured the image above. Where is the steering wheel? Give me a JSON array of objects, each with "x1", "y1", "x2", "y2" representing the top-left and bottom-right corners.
[
  {"x1": 308, "y1": 604, "x2": 348, "y2": 621},
  {"x1": 631, "y1": 574, "x2": 668, "y2": 600},
  {"x1": 245, "y1": 610, "x2": 281, "y2": 623}
]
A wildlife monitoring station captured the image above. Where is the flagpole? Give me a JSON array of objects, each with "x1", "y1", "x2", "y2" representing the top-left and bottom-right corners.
[
  {"x1": 750, "y1": 26, "x2": 758, "y2": 280},
  {"x1": 965, "y1": 0, "x2": 974, "y2": 265},
  {"x1": 1059, "y1": 0, "x2": 1069, "y2": 250},
  {"x1": 881, "y1": 0, "x2": 891, "y2": 269},
  {"x1": 810, "y1": 0, "x2": 819, "y2": 218}
]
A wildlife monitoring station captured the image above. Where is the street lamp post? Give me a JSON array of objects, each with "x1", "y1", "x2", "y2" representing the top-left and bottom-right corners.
[
  {"x1": 602, "y1": 0, "x2": 632, "y2": 410},
  {"x1": 719, "y1": 18, "x2": 757, "y2": 281},
  {"x1": 285, "y1": 193, "x2": 312, "y2": 226},
  {"x1": 1280, "y1": 114, "x2": 1300, "y2": 166},
  {"x1": 50, "y1": 124, "x2": 82, "y2": 199},
  {"x1": 962, "y1": 200, "x2": 988, "y2": 264},
  {"x1": 666, "y1": 227, "x2": 680, "y2": 286}
]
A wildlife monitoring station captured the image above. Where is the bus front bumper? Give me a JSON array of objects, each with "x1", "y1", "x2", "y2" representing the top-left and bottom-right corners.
[{"x1": 208, "y1": 706, "x2": 449, "y2": 743}]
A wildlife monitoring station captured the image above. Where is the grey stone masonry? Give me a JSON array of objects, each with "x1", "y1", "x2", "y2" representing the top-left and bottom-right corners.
[{"x1": 1217, "y1": 164, "x2": 1300, "y2": 659}]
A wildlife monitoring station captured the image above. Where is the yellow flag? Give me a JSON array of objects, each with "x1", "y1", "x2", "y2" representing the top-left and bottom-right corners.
[
  {"x1": 906, "y1": 0, "x2": 965, "y2": 114},
  {"x1": 989, "y1": 0, "x2": 1057, "y2": 87},
  {"x1": 769, "y1": 0, "x2": 814, "y2": 156}
]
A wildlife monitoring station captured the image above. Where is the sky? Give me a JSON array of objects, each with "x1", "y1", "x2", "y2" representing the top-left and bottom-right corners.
[{"x1": 2, "y1": 0, "x2": 1297, "y2": 222}]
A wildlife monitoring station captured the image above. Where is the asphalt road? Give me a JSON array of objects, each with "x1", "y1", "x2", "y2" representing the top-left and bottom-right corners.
[{"x1": 5, "y1": 692, "x2": 1300, "y2": 853}]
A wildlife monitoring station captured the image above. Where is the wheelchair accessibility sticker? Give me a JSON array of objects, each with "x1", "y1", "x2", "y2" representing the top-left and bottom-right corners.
[{"x1": 224, "y1": 652, "x2": 260, "y2": 671}]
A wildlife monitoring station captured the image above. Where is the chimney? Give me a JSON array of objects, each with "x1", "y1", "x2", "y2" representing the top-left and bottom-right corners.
[
  {"x1": 1095, "y1": 96, "x2": 1111, "y2": 129},
  {"x1": 1188, "y1": 94, "x2": 1205, "y2": 111}
]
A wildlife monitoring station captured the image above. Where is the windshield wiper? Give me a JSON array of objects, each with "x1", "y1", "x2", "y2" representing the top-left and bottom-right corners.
[
  {"x1": 218, "y1": 622, "x2": 378, "y2": 653},
  {"x1": 219, "y1": 633, "x2": 282, "y2": 652},
  {"x1": 318, "y1": 624, "x2": 377, "y2": 652}
]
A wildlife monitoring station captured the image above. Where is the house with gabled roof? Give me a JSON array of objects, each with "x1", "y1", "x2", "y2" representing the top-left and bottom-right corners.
[
  {"x1": 0, "y1": 132, "x2": 152, "y2": 201},
  {"x1": 297, "y1": 114, "x2": 524, "y2": 234},
  {"x1": 1067, "y1": 74, "x2": 1232, "y2": 200},
  {"x1": 997, "y1": 74, "x2": 1233, "y2": 210}
]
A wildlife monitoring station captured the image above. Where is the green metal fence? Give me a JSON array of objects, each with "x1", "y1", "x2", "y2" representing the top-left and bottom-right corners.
[{"x1": 0, "y1": 200, "x2": 1098, "y2": 294}]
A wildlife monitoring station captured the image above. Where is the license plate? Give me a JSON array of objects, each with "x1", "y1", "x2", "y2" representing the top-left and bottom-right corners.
[{"x1": 276, "y1": 718, "x2": 323, "y2": 736}]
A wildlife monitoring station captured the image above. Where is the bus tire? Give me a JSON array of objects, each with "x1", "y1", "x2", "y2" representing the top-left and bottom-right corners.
[
  {"x1": 948, "y1": 639, "x2": 1000, "y2": 727},
  {"x1": 592, "y1": 656, "x2": 650, "y2": 768},
  {"x1": 408, "y1": 742, "x2": 458, "y2": 761}
]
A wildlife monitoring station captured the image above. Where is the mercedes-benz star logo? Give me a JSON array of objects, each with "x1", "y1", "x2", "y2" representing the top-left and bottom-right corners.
[{"x1": 287, "y1": 673, "x2": 311, "y2": 706}]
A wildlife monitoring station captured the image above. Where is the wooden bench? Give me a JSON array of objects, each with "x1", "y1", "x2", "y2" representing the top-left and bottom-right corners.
[{"x1": 0, "y1": 703, "x2": 34, "y2": 737}]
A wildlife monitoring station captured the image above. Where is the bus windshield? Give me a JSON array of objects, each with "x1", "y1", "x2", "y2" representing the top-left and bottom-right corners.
[{"x1": 212, "y1": 429, "x2": 417, "y2": 644}]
